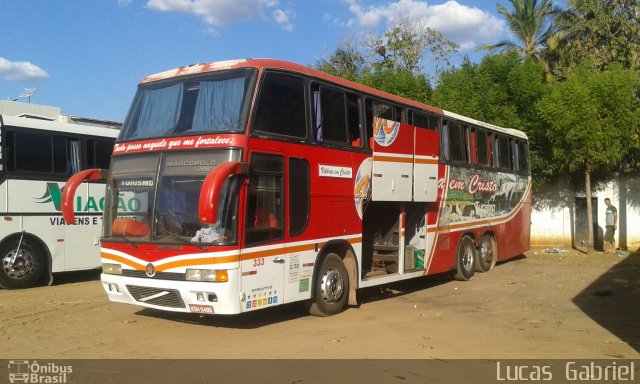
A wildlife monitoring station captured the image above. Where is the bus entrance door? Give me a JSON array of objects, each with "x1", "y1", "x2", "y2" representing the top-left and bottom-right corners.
[
  {"x1": 240, "y1": 152, "x2": 285, "y2": 312},
  {"x1": 64, "y1": 182, "x2": 102, "y2": 270}
]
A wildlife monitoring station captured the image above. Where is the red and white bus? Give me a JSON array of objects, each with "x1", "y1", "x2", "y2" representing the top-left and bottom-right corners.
[{"x1": 63, "y1": 59, "x2": 530, "y2": 316}]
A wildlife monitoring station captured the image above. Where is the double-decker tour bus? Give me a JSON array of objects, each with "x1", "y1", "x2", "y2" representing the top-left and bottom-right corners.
[
  {"x1": 0, "y1": 115, "x2": 118, "y2": 288},
  {"x1": 62, "y1": 59, "x2": 530, "y2": 316}
]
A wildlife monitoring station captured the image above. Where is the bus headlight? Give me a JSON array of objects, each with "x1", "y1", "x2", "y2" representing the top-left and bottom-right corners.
[
  {"x1": 186, "y1": 269, "x2": 228, "y2": 282},
  {"x1": 102, "y1": 263, "x2": 122, "y2": 275}
]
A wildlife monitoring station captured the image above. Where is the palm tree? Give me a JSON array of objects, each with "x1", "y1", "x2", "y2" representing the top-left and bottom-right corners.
[{"x1": 482, "y1": 0, "x2": 564, "y2": 82}]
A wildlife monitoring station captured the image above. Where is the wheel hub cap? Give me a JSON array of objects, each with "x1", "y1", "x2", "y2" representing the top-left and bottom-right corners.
[
  {"x1": 462, "y1": 249, "x2": 473, "y2": 270},
  {"x1": 320, "y1": 267, "x2": 344, "y2": 303},
  {"x1": 2, "y1": 250, "x2": 33, "y2": 280}
]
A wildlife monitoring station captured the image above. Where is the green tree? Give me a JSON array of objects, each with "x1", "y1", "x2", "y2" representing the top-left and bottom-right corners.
[
  {"x1": 360, "y1": 67, "x2": 432, "y2": 103},
  {"x1": 537, "y1": 63, "x2": 640, "y2": 252},
  {"x1": 555, "y1": 0, "x2": 640, "y2": 74},
  {"x1": 432, "y1": 52, "x2": 549, "y2": 178}
]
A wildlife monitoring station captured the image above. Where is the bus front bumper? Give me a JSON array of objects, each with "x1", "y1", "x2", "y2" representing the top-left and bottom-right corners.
[{"x1": 100, "y1": 271, "x2": 242, "y2": 315}]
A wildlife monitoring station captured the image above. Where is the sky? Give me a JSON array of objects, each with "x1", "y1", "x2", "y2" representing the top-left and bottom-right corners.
[{"x1": 0, "y1": 0, "x2": 513, "y2": 122}]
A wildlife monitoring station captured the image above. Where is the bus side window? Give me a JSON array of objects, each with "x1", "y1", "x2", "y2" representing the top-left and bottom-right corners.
[
  {"x1": 514, "y1": 139, "x2": 528, "y2": 174},
  {"x1": 289, "y1": 158, "x2": 310, "y2": 236},
  {"x1": 487, "y1": 132, "x2": 495, "y2": 168},
  {"x1": 7, "y1": 131, "x2": 81, "y2": 176},
  {"x1": 346, "y1": 93, "x2": 362, "y2": 147},
  {"x1": 495, "y1": 134, "x2": 512, "y2": 171},
  {"x1": 429, "y1": 116, "x2": 440, "y2": 131},
  {"x1": 245, "y1": 153, "x2": 284, "y2": 246},
  {"x1": 365, "y1": 99, "x2": 373, "y2": 148},
  {"x1": 447, "y1": 121, "x2": 468, "y2": 163},
  {"x1": 476, "y1": 128, "x2": 489, "y2": 167},
  {"x1": 253, "y1": 72, "x2": 306, "y2": 139},
  {"x1": 366, "y1": 99, "x2": 393, "y2": 149},
  {"x1": 375, "y1": 101, "x2": 394, "y2": 120},
  {"x1": 9, "y1": 131, "x2": 52, "y2": 173},
  {"x1": 395, "y1": 106, "x2": 405, "y2": 123},
  {"x1": 465, "y1": 126, "x2": 473, "y2": 165},
  {"x1": 320, "y1": 86, "x2": 348, "y2": 144},
  {"x1": 312, "y1": 85, "x2": 361, "y2": 147},
  {"x1": 410, "y1": 110, "x2": 430, "y2": 130},
  {"x1": 520, "y1": 141, "x2": 529, "y2": 174},
  {"x1": 86, "y1": 139, "x2": 115, "y2": 170}
]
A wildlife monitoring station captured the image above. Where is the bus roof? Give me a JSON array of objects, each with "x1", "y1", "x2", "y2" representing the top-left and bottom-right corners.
[
  {"x1": 1, "y1": 115, "x2": 120, "y2": 139},
  {"x1": 442, "y1": 110, "x2": 528, "y2": 140},
  {"x1": 140, "y1": 58, "x2": 528, "y2": 140},
  {"x1": 140, "y1": 58, "x2": 443, "y2": 115}
]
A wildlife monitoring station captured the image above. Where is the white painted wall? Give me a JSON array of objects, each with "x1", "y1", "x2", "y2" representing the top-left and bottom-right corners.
[{"x1": 531, "y1": 174, "x2": 640, "y2": 251}]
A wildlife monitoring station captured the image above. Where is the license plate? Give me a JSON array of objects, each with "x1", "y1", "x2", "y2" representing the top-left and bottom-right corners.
[{"x1": 189, "y1": 304, "x2": 214, "y2": 314}]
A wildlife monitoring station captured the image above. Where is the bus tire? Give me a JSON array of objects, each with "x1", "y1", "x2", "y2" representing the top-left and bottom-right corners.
[
  {"x1": 307, "y1": 253, "x2": 349, "y2": 317},
  {"x1": 453, "y1": 235, "x2": 476, "y2": 281},
  {"x1": 0, "y1": 237, "x2": 46, "y2": 289},
  {"x1": 476, "y1": 234, "x2": 497, "y2": 272}
]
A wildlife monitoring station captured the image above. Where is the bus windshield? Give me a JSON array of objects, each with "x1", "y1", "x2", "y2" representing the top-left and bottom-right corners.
[
  {"x1": 119, "y1": 68, "x2": 256, "y2": 141},
  {"x1": 103, "y1": 150, "x2": 241, "y2": 245}
]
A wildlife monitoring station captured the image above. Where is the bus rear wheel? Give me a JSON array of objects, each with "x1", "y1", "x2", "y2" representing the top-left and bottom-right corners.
[
  {"x1": 307, "y1": 253, "x2": 349, "y2": 317},
  {"x1": 453, "y1": 236, "x2": 476, "y2": 281},
  {"x1": 0, "y1": 238, "x2": 45, "y2": 289},
  {"x1": 476, "y1": 234, "x2": 497, "y2": 272}
]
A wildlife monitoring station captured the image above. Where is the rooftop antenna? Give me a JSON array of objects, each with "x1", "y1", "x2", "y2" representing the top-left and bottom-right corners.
[{"x1": 13, "y1": 88, "x2": 37, "y2": 103}]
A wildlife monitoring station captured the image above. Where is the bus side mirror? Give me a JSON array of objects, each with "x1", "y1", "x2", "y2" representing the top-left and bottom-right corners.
[
  {"x1": 62, "y1": 168, "x2": 107, "y2": 224},
  {"x1": 199, "y1": 161, "x2": 246, "y2": 224}
]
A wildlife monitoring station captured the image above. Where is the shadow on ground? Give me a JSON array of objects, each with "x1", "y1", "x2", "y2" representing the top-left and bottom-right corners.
[
  {"x1": 134, "y1": 254, "x2": 526, "y2": 329},
  {"x1": 572, "y1": 250, "x2": 640, "y2": 354},
  {"x1": 51, "y1": 269, "x2": 101, "y2": 286}
]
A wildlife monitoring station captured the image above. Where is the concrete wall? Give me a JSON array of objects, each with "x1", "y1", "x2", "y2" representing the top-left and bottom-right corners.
[{"x1": 531, "y1": 174, "x2": 640, "y2": 251}]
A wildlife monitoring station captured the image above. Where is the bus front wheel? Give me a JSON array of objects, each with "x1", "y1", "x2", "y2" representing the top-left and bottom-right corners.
[
  {"x1": 307, "y1": 253, "x2": 349, "y2": 317},
  {"x1": 0, "y1": 238, "x2": 46, "y2": 289},
  {"x1": 453, "y1": 236, "x2": 476, "y2": 281}
]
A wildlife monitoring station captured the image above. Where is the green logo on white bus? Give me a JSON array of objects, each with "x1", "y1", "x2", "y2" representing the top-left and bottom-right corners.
[{"x1": 34, "y1": 183, "x2": 141, "y2": 212}]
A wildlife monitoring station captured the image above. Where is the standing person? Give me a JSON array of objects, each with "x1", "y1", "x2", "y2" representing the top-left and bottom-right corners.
[{"x1": 603, "y1": 198, "x2": 618, "y2": 253}]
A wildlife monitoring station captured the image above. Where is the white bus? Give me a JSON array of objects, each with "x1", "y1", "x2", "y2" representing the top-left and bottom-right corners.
[{"x1": 0, "y1": 115, "x2": 118, "y2": 288}]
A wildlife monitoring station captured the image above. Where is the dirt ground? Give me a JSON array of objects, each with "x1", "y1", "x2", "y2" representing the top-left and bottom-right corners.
[{"x1": 1, "y1": 247, "x2": 638, "y2": 359}]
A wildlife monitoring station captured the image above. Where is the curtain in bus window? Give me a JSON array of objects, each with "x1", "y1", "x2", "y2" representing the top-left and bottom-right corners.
[
  {"x1": 514, "y1": 141, "x2": 520, "y2": 172},
  {"x1": 193, "y1": 77, "x2": 245, "y2": 132},
  {"x1": 313, "y1": 91, "x2": 322, "y2": 141},
  {"x1": 494, "y1": 137, "x2": 501, "y2": 168},
  {"x1": 441, "y1": 123, "x2": 450, "y2": 161},
  {"x1": 137, "y1": 83, "x2": 183, "y2": 137},
  {"x1": 68, "y1": 139, "x2": 80, "y2": 174}
]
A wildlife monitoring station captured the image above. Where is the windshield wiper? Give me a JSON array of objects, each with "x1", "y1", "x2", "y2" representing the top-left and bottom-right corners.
[
  {"x1": 108, "y1": 237, "x2": 139, "y2": 248},
  {"x1": 157, "y1": 233, "x2": 207, "y2": 252}
]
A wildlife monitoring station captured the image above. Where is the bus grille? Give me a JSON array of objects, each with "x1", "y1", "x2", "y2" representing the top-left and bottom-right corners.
[
  {"x1": 126, "y1": 285, "x2": 186, "y2": 308},
  {"x1": 122, "y1": 270, "x2": 186, "y2": 281}
]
